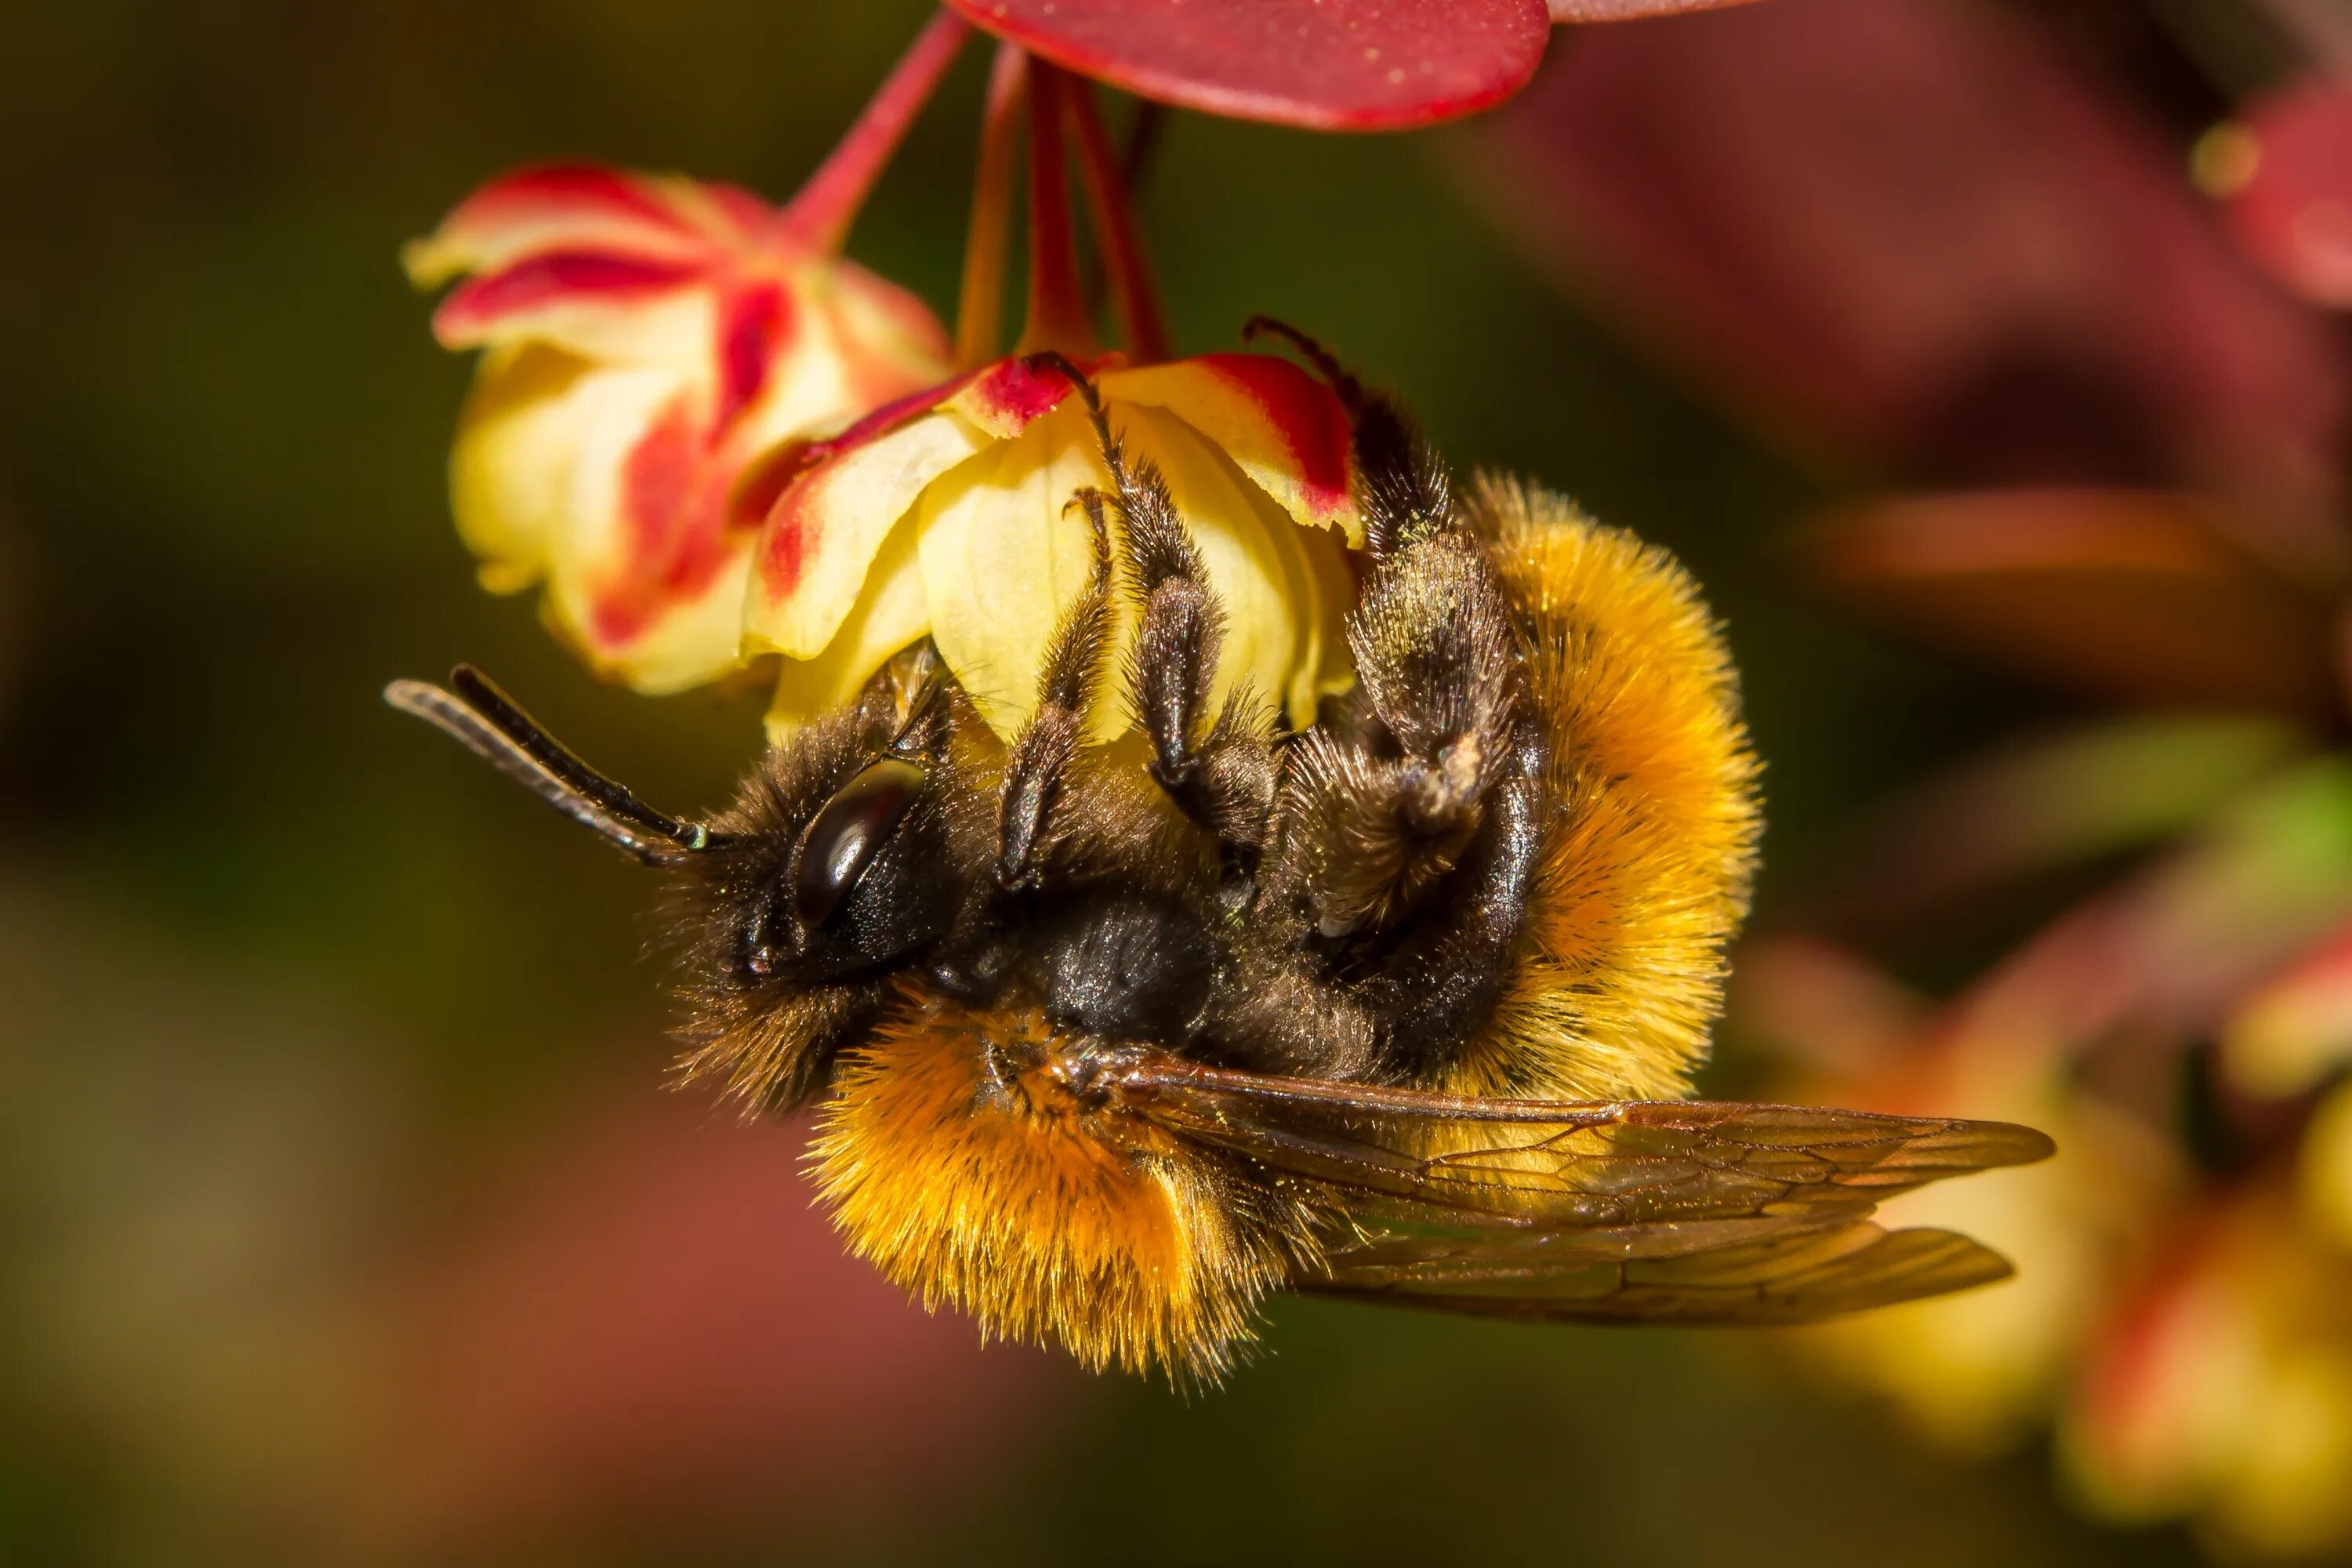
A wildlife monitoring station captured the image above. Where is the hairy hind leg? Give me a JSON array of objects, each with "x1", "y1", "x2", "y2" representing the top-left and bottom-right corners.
[
  {"x1": 1238, "y1": 322, "x2": 1544, "y2": 1076},
  {"x1": 1245, "y1": 320, "x2": 1524, "y2": 938},
  {"x1": 995, "y1": 486, "x2": 1116, "y2": 890}
]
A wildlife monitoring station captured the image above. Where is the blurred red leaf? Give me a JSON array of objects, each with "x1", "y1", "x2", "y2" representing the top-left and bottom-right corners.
[
  {"x1": 1472, "y1": 0, "x2": 2348, "y2": 547},
  {"x1": 943, "y1": 0, "x2": 1551, "y2": 130},
  {"x1": 1802, "y1": 489, "x2": 2338, "y2": 715},
  {"x1": 369, "y1": 1085, "x2": 1076, "y2": 1551},
  {"x1": 2216, "y1": 77, "x2": 2352, "y2": 311}
]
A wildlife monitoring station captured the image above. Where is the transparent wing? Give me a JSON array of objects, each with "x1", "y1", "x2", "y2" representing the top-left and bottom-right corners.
[
  {"x1": 1105, "y1": 1054, "x2": 2053, "y2": 1229},
  {"x1": 1302, "y1": 1218, "x2": 2015, "y2": 1325},
  {"x1": 1101, "y1": 1053, "x2": 2049, "y2": 1322}
]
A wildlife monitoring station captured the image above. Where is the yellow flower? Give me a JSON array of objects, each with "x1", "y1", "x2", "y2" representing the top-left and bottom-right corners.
[
  {"x1": 745, "y1": 351, "x2": 1363, "y2": 741},
  {"x1": 2057, "y1": 1194, "x2": 2352, "y2": 1559},
  {"x1": 1792, "y1": 1066, "x2": 2176, "y2": 1454},
  {"x1": 405, "y1": 164, "x2": 950, "y2": 691}
]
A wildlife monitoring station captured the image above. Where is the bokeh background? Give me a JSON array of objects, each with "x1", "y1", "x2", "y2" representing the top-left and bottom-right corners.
[{"x1": 4, "y1": 0, "x2": 2347, "y2": 1562}]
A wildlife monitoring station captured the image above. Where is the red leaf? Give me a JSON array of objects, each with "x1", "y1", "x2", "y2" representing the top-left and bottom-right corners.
[
  {"x1": 1470, "y1": 0, "x2": 2349, "y2": 517},
  {"x1": 943, "y1": 0, "x2": 1551, "y2": 131},
  {"x1": 1802, "y1": 488, "x2": 2337, "y2": 715},
  {"x1": 372, "y1": 1087, "x2": 1076, "y2": 1548},
  {"x1": 2216, "y1": 77, "x2": 2352, "y2": 311}
]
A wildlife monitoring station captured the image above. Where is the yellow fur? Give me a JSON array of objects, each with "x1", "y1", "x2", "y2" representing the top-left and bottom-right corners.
[
  {"x1": 808, "y1": 993, "x2": 1298, "y2": 1381},
  {"x1": 1447, "y1": 475, "x2": 1761, "y2": 1102}
]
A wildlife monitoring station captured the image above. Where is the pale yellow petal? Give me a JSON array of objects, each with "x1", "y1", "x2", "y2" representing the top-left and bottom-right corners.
[
  {"x1": 463, "y1": 285, "x2": 716, "y2": 370},
  {"x1": 1102, "y1": 354, "x2": 1363, "y2": 545},
  {"x1": 765, "y1": 514, "x2": 933, "y2": 742},
  {"x1": 2302, "y1": 1083, "x2": 2352, "y2": 1250},
  {"x1": 818, "y1": 261, "x2": 954, "y2": 394},
  {"x1": 916, "y1": 402, "x2": 1115, "y2": 739},
  {"x1": 1152, "y1": 405, "x2": 1359, "y2": 726},
  {"x1": 448, "y1": 343, "x2": 596, "y2": 594},
  {"x1": 586, "y1": 547, "x2": 757, "y2": 695},
  {"x1": 744, "y1": 411, "x2": 992, "y2": 660}
]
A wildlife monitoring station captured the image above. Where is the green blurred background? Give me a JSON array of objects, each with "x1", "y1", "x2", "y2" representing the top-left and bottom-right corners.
[{"x1": 0, "y1": 0, "x2": 2274, "y2": 1561}]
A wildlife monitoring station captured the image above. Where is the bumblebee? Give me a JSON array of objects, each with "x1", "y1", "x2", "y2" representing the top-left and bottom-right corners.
[{"x1": 390, "y1": 329, "x2": 2050, "y2": 1380}]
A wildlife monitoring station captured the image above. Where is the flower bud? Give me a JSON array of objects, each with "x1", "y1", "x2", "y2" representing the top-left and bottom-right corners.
[{"x1": 406, "y1": 165, "x2": 950, "y2": 691}]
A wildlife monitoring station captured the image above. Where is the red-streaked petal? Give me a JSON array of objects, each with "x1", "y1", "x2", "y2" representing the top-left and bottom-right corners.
[
  {"x1": 742, "y1": 348, "x2": 1092, "y2": 510},
  {"x1": 826, "y1": 263, "x2": 957, "y2": 404},
  {"x1": 2217, "y1": 80, "x2": 2352, "y2": 311},
  {"x1": 941, "y1": 354, "x2": 1091, "y2": 438},
  {"x1": 945, "y1": 0, "x2": 1549, "y2": 132},
  {"x1": 685, "y1": 178, "x2": 781, "y2": 245},
  {"x1": 766, "y1": 516, "x2": 934, "y2": 739},
  {"x1": 545, "y1": 373, "x2": 766, "y2": 691},
  {"x1": 432, "y1": 251, "x2": 710, "y2": 358},
  {"x1": 2225, "y1": 924, "x2": 2352, "y2": 1100},
  {"x1": 1102, "y1": 354, "x2": 1363, "y2": 543},
  {"x1": 451, "y1": 352, "x2": 758, "y2": 690},
  {"x1": 403, "y1": 164, "x2": 713, "y2": 286},
  {"x1": 711, "y1": 281, "x2": 796, "y2": 435},
  {"x1": 589, "y1": 395, "x2": 713, "y2": 649},
  {"x1": 746, "y1": 412, "x2": 993, "y2": 660},
  {"x1": 727, "y1": 370, "x2": 989, "y2": 534}
]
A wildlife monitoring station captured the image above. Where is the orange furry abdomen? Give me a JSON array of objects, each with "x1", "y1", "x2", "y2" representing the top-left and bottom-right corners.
[
  {"x1": 1450, "y1": 476, "x2": 1762, "y2": 1102},
  {"x1": 807, "y1": 995, "x2": 1288, "y2": 1379}
]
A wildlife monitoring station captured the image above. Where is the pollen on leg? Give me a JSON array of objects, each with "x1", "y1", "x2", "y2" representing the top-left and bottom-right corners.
[{"x1": 806, "y1": 994, "x2": 1293, "y2": 1380}]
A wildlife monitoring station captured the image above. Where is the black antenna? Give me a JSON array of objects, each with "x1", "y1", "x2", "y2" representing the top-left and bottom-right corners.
[{"x1": 384, "y1": 667, "x2": 730, "y2": 866}]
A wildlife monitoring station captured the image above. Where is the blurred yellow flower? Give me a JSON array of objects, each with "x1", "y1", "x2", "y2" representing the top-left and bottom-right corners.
[
  {"x1": 2058, "y1": 1194, "x2": 2352, "y2": 1559},
  {"x1": 745, "y1": 351, "x2": 1363, "y2": 741},
  {"x1": 405, "y1": 165, "x2": 951, "y2": 691},
  {"x1": 1744, "y1": 712, "x2": 2352, "y2": 1558}
]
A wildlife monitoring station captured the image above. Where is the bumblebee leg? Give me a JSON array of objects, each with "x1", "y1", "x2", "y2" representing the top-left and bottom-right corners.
[
  {"x1": 1270, "y1": 387, "x2": 1523, "y2": 939},
  {"x1": 995, "y1": 488, "x2": 1116, "y2": 889},
  {"x1": 1035, "y1": 350, "x2": 1277, "y2": 860},
  {"x1": 851, "y1": 639, "x2": 950, "y2": 760},
  {"x1": 1243, "y1": 315, "x2": 1446, "y2": 561},
  {"x1": 1106, "y1": 441, "x2": 1279, "y2": 862},
  {"x1": 1217, "y1": 332, "x2": 1543, "y2": 1073}
]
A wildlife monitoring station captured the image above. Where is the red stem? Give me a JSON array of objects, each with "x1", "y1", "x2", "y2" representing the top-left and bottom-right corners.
[
  {"x1": 1069, "y1": 82, "x2": 1171, "y2": 363},
  {"x1": 956, "y1": 45, "x2": 1029, "y2": 368},
  {"x1": 1015, "y1": 60, "x2": 1099, "y2": 358},
  {"x1": 777, "y1": 9, "x2": 971, "y2": 252}
]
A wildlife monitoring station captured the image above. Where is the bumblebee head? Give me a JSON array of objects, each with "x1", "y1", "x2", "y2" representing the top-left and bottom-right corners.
[
  {"x1": 686, "y1": 700, "x2": 966, "y2": 992},
  {"x1": 384, "y1": 663, "x2": 967, "y2": 1107}
]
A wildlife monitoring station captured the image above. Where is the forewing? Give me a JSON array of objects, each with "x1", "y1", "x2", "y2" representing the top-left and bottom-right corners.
[
  {"x1": 1105, "y1": 1054, "x2": 2054, "y2": 1230},
  {"x1": 1304, "y1": 1218, "x2": 2016, "y2": 1325}
]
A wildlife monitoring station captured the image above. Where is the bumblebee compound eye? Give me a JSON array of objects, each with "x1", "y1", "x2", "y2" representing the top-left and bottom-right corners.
[{"x1": 791, "y1": 757, "x2": 927, "y2": 934}]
